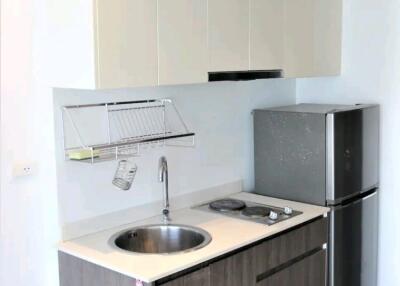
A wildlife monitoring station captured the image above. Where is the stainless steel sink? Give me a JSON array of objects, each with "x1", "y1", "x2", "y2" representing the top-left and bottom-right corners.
[{"x1": 110, "y1": 224, "x2": 212, "y2": 254}]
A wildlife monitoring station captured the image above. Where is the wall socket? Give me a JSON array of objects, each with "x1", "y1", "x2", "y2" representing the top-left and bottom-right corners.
[{"x1": 12, "y1": 162, "x2": 37, "y2": 178}]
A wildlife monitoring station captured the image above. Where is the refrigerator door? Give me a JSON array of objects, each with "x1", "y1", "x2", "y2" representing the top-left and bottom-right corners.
[
  {"x1": 329, "y1": 190, "x2": 378, "y2": 286},
  {"x1": 326, "y1": 105, "x2": 379, "y2": 204}
]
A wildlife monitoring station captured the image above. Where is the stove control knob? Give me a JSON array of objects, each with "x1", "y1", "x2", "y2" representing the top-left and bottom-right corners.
[
  {"x1": 284, "y1": 207, "x2": 293, "y2": 215},
  {"x1": 269, "y1": 211, "x2": 278, "y2": 220}
]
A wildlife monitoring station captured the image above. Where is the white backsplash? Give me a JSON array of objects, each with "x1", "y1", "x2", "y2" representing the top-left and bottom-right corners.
[{"x1": 54, "y1": 79, "x2": 296, "y2": 227}]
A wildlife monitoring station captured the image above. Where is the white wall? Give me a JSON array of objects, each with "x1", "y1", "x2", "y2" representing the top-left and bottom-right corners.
[
  {"x1": 296, "y1": 0, "x2": 400, "y2": 285},
  {"x1": 0, "y1": 0, "x2": 60, "y2": 285},
  {"x1": 54, "y1": 80, "x2": 296, "y2": 226}
]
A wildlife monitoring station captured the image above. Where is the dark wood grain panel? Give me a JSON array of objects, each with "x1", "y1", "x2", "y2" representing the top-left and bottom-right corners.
[
  {"x1": 210, "y1": 246, "x2": 256, "y2": 286},
  {"x1": 59, "y1": 251, "x2": 84, "y2": 286},
  {"x1": 159, "y1": 266, "x2": 210, "y2": 286},
  {"x1": 59, "y1": 252, "x2": 151, "y2": 286},
  {"x1": 254, "y1": 217, "x2": 327, "y2": 276},
  {"x1": 256, "y1": 249, "x2": 326, "y2": 286}
]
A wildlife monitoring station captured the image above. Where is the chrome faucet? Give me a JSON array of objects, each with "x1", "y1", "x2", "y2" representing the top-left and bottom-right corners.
[{"x1": 158, "y1": 156, "x2": 170, "y2": 222}]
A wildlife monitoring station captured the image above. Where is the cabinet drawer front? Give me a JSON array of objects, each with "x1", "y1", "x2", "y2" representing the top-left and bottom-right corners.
[
  {"x1": 256, "y1": 249, "x2": 326, "y2": 286},
  {"x1": 160, "y1": 267, "x2": 210, "y2": 286},
  {"x1": 255, "y1": 217, "x2": 327, "y2": 276}
]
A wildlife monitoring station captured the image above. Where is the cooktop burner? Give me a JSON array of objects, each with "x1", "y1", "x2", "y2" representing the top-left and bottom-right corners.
[
  {"x1": 241, "y1": 206, "x2": 271, "y2": 218},
  {"x1": 209, "y1": 199, "x2": 246, "y2": 212},
  {"x1": 194, "y1": 197, "x2": 302, "y2": 226}
]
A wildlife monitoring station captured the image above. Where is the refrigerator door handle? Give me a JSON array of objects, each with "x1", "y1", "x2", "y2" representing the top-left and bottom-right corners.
[
  {"x1": 326, "y1": 189, "x2": 378, "y2": 209},
  {"x1": 331, "y1": 191, "x2": 378, "y2": 210}
]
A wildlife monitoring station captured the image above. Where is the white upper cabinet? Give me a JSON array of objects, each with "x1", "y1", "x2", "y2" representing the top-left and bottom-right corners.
[
  {"x1": 158, "y1": 0, "x2": 208, "y2": 85},
  {"x1": 312, "y1": 0, "x2": 342, "y2": 76},
  {"x1": 96, "y1": 0, "x2": 158, "y2": 89},
  {"x1": 208, "y1": 0, "x2": 250, "y2": 72},
  {"x1": 250, "y1": 0, "x2": 284, "y2": 71},
  {"x1": 49, "y1": 0, "x2": 158, "y2": 89},
  {"x1": 49, "y1": 0, "x2": 342, "y2": 89},
  {"x1": 284, "y1": 0, "x2": 342, "y2": 78}
]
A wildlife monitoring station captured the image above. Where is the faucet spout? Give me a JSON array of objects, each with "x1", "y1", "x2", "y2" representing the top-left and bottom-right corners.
[{"x1": 158, "y1": 156, "x2": 170, "y2": 221}]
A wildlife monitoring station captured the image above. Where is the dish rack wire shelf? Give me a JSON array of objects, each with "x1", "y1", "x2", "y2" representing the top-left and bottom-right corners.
[{"x1": 62, "y1": 99, "x2": 195, "y2": 163}]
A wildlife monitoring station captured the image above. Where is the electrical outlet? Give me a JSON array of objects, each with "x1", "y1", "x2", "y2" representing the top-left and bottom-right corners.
[{"x1": 12, "y1": 162, "x2": 37, "y2": 178}]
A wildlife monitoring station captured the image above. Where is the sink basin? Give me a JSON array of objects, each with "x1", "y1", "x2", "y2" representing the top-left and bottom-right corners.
[{"x1": 111, "y1": 224, "x2": 212, "y2": 254}]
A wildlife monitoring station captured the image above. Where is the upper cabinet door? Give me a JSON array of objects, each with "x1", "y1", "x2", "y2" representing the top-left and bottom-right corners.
[
  {"x1": 250, "y1": 0, "x2": 284, "y2": 71},
  {"x1": 208, "y1": 0, "x2": 250, "y2": 72},
  {"x1": 95, "y1": 0, "x2": 158, "y2": 89},
  {"x1": 312, "y1": 0, "x2": 342, "y2": 76},
  {"x1": 158, "y1": 0, "x2": 208, "y2": 85},
  {"x1": 284, "y1": 0, "x2": 342, "y2": 78}
]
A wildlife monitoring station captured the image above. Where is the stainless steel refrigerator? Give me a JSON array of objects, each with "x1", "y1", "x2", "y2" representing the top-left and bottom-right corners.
[{"x1": 253, "y1": 104, "x2": 379, "y2": 286}]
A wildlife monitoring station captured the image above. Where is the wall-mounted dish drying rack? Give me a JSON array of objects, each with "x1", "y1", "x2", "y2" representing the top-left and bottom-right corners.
[{"x1": 62, "y1": 99, "x2": 195, "y2": 163}]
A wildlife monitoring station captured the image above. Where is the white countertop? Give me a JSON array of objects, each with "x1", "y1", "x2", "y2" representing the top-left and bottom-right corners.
[{"x1": 58, "y1": 192, "x2": 329, "y2": 283}]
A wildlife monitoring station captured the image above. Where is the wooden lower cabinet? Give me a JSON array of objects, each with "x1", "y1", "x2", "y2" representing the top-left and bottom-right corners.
[
  {"x1": 210, "y1": 246, "x2": 256, "y2": 286},
  {"x1": 59, "y1": 217, "x2": 327, "y2": 286},
  {"x1": 160, "y1": 267, "x2": 210, "y2": 286},
  {"x1": 159, "y1": 217, "x2": 327, "y2": 286},
  {"x1": 58, "y1": 252, "x2": 149, "y2": 286},
  {"x1": 254, "y1": 216, "x2": 327, "y2": 278},
  {"x1": 256, "y1": 249, "x2": 326, "y2": 286}
]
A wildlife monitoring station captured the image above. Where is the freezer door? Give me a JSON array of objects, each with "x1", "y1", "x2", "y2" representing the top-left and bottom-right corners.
[
  {"x1": 329, "y1": 191, "x2": 378, "y2": 286},
  {"x1": 254, "y1": 110, "x2": 327, "y2": 205},
  {"x1": 326, "y1": 105, "x2": 379, "y2": 204}
]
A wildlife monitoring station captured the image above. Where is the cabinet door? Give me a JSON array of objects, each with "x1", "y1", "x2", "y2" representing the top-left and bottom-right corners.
[
  {"x1": 312, "y1": 0, "x2": 342, "y2": 76},
  {"x1": 210, "y1": 247, "x2": 256, "y2": 286},
  {"x1": 250, "y1": 0, "x2": 284, "y2": 70},
  {"x1": 208, "y1": 0, "x2": 250, "y2": 72},
  {"x1": 158, "y1": 0, "x2": 208, "y2": 85},
  {"x1": 95, "y1": 0, "x2": 158, "y2": 89},
  {"x1": 256, "y1": 249, "x2": 327, "y2": 286},
  {"x1": 284, "y1": 0, "x2": 342, "y2": 78},
  {"x1": 159, "y1": 267, "x2": 210, "y2": 286},
  {"x1": 59, "y1": 252, "x2": 149, "y2": 286}
]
